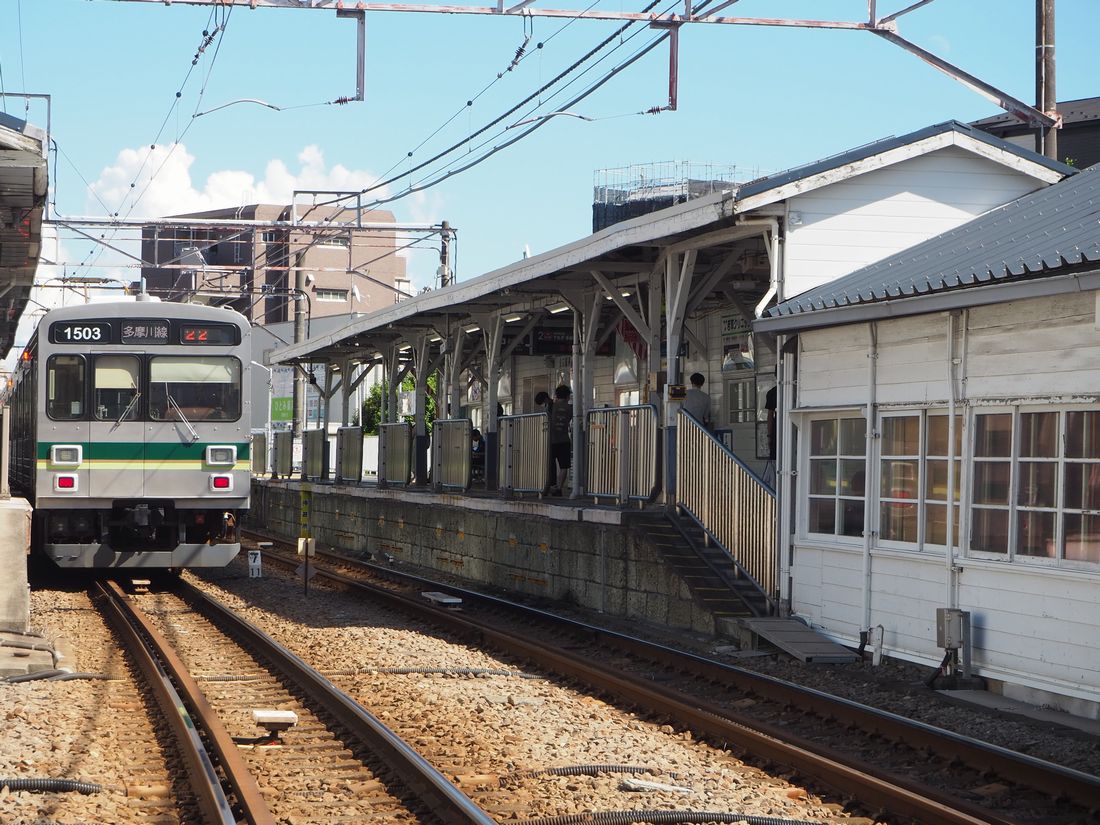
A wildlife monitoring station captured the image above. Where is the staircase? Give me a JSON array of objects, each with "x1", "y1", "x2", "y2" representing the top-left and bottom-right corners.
[{"x1": 629, "y1": 511, "x2": 772, "y2": 622}]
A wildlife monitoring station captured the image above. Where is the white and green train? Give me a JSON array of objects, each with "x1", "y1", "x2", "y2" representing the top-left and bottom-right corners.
[{"x1": 6, "y1": 296, "x2": 252, "y2": 569}]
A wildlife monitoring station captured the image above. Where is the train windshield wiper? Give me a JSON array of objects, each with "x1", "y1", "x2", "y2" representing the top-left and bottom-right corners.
[
  {"x1": 115, "y1": 392, "x2": 141, "y2": 426},
  {"x1": 165, "y1": 392, "x2": 199, "y2": 442}
]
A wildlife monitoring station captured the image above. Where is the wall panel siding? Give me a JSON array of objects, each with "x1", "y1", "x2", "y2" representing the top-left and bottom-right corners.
[
  {"x1": 798, "y1": 323, "x2": 869, "y2": 407},
  {"x1": 965, "y1": 293, "x2": 1100, "y2": 399},
  {"x1": 784, "y1": 146, "x2": 1044, "y2": 299},
  {"x1": 789, "y1": 289, "x2": 1100, "y2": 706}
]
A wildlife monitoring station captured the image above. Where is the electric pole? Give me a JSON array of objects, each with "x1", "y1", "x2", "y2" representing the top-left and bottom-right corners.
[{"x1": 1036, "y1": 0, "x2": 1057, "y2": 161}]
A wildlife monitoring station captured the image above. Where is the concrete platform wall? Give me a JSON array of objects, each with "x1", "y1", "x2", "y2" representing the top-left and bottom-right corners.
[
  {"x1": 0, "y1": 498, "x2": 33, "y2": 633},
  {"x1": 251, "y1": 481, "x2": 716, "y2": 635}
]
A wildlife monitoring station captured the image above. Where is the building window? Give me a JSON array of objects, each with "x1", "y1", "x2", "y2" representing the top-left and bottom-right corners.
[
  {"x1": 879, "y1": 412, "x2": 961, "y2": 549},
  {"x1": 807, "y1": 415, "x2": 866, "y2": 537},
  {"x1": 315, "y1": 288, "x2": 349, "y2": 302},
  {"x1": 1064, "y1": 410, "x2": 1100, "y2": 563},
  {"x1": 318, "y1": 235, "x2": 350, "y2": 248},
  {"x1": 725, "y1": 377, "x2": 756, "y2": 424},
  {"x1": 971, "y1": 408, "x2": 1100, "y2": 565},
  {"x1": 925, "y1": 414, "x2": 962, "y2": 547}
]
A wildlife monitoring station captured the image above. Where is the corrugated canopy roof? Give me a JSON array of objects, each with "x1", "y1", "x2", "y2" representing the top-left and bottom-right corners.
[
  {"x1": 271, "y1": 120, "x2": 1073, "y2": 366},
  {"x1": 758, "y1": 162, "x2": 1100, "y2": 331},
  {"x1": 0, "y1": 111, "x2": 47, "y2": 360}
]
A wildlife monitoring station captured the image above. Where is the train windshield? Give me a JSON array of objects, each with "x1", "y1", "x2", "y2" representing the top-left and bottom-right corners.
[
  {"x1": 94, "y1": 355, "x2": 140, "y2": 421},
  {"x1": 46, "y1": 355, "x2": 85, "y2": 420},
  {"x1": 148, "y1": 356, "x2": 241, "y2": 422}
]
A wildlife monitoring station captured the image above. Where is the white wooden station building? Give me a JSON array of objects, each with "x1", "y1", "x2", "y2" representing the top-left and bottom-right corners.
[{"x1": 756, "y1": 164, "x2": 1100, "y2": 717}]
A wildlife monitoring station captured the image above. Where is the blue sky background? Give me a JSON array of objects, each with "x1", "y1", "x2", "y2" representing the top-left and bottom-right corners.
[{"x1": 1, "y1": 0, "x2": 1098, "y2": 295}]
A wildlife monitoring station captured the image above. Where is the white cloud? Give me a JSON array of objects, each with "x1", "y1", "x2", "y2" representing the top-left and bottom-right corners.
[{"x1": 88, "y1": 143, "x2": 390, "y2": 219}]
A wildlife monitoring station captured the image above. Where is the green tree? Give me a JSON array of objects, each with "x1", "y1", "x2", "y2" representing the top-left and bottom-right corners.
[{"x1": 361, "y1": 374, "x2": 437, "y2": 435}]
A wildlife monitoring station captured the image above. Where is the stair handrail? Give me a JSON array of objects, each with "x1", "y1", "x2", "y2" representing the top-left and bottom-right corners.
[{"x1": 674, "y1": 408, "x2": 778, "y2": 603}]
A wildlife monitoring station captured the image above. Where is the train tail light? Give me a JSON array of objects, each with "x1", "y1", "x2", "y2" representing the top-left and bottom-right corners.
[
  {"x1": 210, "y1": 474, "x2": 233, "y2": 491},
  {"x1": 54, "y1": 474, "x2": 78, "y2": 492}
]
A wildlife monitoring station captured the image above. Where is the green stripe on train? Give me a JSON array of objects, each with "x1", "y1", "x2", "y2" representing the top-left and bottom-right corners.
[{"x1": 38, "y1": 441, "x2": 252, "y2": 461}]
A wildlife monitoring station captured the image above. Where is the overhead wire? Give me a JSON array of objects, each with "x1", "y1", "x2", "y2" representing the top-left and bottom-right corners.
[
  {"x1": 308, "y1": 0, "x2": 656, "y2": 215},
  {"x1": 370, "y1": 1, "x2": 599, "y2": 189},
  {"x1": 341, "y1": 0, "x2": 694, "y2": 212},
  {"x1": 75, "y1": 5, "x2": 234, "y2": 280},
  {"x1": 369, "y1": 34, "x2": 669, "y2": 208}
]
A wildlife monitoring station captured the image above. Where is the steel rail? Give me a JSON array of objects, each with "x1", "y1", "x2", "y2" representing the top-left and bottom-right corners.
[
  {"x1": 173, "y1": 578, "x2": 497, "y2": 825},
  {"x1": 283, "y1": 540, "x2": 1100, "y2": 810},
  {"x1": 255, "y1": 535, "x2": 1100, "y2": 811},
  {"x1": 246, "y1": 542, "x2": 1023, "y2": 824},
  {"x1": 93, "y1": 580, "x2": 276, "y2": 825}
]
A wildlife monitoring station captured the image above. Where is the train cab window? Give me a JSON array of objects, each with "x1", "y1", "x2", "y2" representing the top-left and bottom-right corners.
[
  {"x1": 148, "y1": 356, "x2": 241, "y2": 422},
  {"x1": 94, "y1": 355, "x2": 141, "y2": 422},
  {"x1": 47, "y1": 355, "x2": 85, "y2": 420}
]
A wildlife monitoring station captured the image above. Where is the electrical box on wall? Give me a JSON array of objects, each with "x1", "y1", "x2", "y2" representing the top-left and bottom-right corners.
[{"x1": 936, "y1": 607, "x2": 968, "y2": 650}]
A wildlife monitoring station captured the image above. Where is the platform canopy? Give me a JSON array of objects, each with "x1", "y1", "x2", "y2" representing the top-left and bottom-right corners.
[
  {"x1": 269, "y1": 119, "x2": 1072, "y2": 375},
  {"x1": 0, "y1": 112, "x2": 47, "y2": 360}
]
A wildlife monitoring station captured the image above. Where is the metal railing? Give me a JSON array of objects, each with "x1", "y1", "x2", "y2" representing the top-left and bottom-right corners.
[
  {"x1": 302, "y1": 429, "x2": 327, "y2": 480},
  {"x1": 675, "y1": 409, "x2": 777, "y2": 600},
  {"x1": 272, "y1": 431, "x2": 293, "y2": 479},
  {"x1": 586, "y1": 404, "x2": 659, "y2": 504},
  {"x1": 379, "y1": 422, "x2": 414, "y2": 486},
  {"x1": 499, "y1": 412, "x2": 549, "y2": 495},
  {"x1": 250, "y1": 432, "x2": 267, "y2": 476},
  {"x1": 335, "y1": 427, "x2": 363, "y2": 483},
  {"x1": 432, "y1": 418, "x2": 472, "y2": 492}
]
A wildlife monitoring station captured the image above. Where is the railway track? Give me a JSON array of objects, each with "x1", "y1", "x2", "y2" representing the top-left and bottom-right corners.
[
  {"x1": 239, "y1": 529, "x2": 1100, "y2": 825},
  {"x1": 95, "y1": 577, "x2": 494, "y2": 825}
]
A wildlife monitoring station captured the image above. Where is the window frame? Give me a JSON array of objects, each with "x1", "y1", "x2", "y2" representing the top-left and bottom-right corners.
[
  {"x1": 46, "y1": 354, "x2": 87, "y2": 421},
  {"x1": 968, "y1": 405, "x2": 1100, "y2": 569},
  {"x1": 801, "y1": 411, "x2": 867, "y2": 542},
  {"x1": 875, "y1": 409, "x2": 962, "y2": 554},
  {"x1": 146, "y1": 355, "x2": 243, "y2": 422},
  {"x1": 92, "y1": 353, "x2": 142, "y2": 422}
]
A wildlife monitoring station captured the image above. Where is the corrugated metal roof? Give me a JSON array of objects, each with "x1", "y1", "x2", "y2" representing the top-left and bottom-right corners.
[{"x1": 762, "y1": 162, "x2": 1100, "y2": 324}]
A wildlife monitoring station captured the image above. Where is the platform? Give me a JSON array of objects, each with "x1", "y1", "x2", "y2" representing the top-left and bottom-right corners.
[{"x1": 736, "y1": 617, "x2": 859, "y2": 664}]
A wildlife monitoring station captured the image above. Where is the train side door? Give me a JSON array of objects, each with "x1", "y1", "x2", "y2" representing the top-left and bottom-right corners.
[{"x1": 87, "y1": 354, "x2": 145, "y2": 498}]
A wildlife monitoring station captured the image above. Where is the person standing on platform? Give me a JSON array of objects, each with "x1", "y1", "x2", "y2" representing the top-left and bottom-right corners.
[
  {"x1": 548, "y1": 384, "x2": 573, "y2": 496},
  {"x1": 682, "y1": 372, "x2": 711, "y2": 428}
]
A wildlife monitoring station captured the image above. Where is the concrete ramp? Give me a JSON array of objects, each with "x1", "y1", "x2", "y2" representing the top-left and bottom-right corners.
[{"x1": 738, "y1": 617, "x2": 858, "y2": 663}]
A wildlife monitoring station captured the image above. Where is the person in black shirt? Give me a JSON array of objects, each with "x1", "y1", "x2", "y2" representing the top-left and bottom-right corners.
[{"x1": 548, "y1": 385, "x2": 573, "y2": 495}]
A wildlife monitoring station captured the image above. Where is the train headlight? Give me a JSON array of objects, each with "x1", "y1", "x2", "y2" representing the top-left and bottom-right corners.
[
  {"x1": 206, "y1": 446, "x2": 237, "y2": 466},
  {"x1": 50, "y1": 445, "x2": 82, "y2": 466},
  {"x1": 210, "y1": 474, "x2": 233, "y2": 491},
  {"x1": 54, "y1": 474, "x2": 79, "y2": 492}
]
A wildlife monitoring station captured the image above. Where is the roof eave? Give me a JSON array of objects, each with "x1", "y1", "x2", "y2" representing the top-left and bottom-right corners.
[{"x1": 754, "y1": 266, "x2": 1100, "y2": 335}]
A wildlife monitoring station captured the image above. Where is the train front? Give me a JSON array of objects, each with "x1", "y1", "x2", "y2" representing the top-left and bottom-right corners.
[{"x1": 34, "y1": 301, "x2": 252, "y2": 569}]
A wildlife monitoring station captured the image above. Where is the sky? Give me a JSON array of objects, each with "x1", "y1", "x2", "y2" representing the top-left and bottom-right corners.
[{"x1": 0, "y1": 0, "x2": 1098, "y2": 365}]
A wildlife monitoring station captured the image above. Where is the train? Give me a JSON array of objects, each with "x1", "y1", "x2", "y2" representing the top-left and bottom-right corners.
[{"x1": 5, "y1": 295, "x2": 252, "y2": 569}]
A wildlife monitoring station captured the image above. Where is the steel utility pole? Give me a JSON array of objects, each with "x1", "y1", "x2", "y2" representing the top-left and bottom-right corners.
[
  {"x1": 292, "y1": 247, "x2": 307, "y2": 442},
  {"x1": 438, "y1": 220, "x2": 452, "y2": 288},
  {"x1": 1036, "y1": 0, "x2": 1057, "y2": 161}
]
